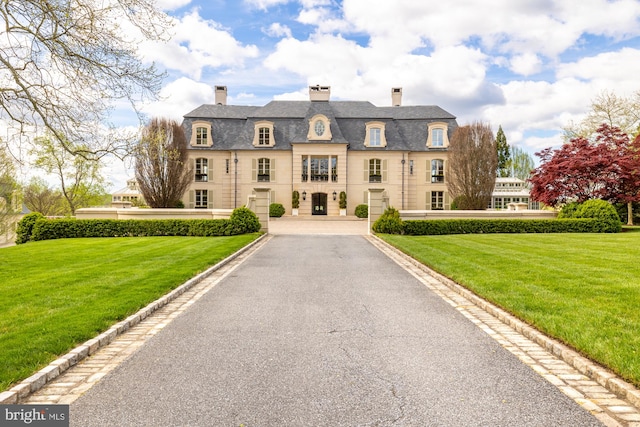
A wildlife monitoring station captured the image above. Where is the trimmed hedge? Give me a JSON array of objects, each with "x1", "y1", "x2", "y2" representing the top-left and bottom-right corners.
[
  {"x1": 28, "y1": 207, "x2": 262, "y2": 242},
  {"x1": 402, "y1": 218, "x2": 621, "y2": 235},
  {"x1": 15, "y1": 212, "x2": 45, "y2": 244}
]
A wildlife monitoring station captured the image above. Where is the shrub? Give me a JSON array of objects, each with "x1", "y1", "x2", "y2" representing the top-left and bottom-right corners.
[
  {"x1": 292, "y1": 191, "x2": 300, "y2": 209},
  {"x1": 402, "y1": 218, "x2": 620, "y2": 235},
  {"x1": 339, "y1": 191, "x2": 347, "y2": 209},
  {"x1": 557, "y1": 202, "x2": 580, "y2": 219},
  {"x1": 269, "y1": 203, "x2": 285, "y2": 217},
  {"x1": 228, "y1": 206, "x2": 261, "y2": 234},
  {"x1": 28, "y1": 207, "x2": 263, "y2": 242},
  {"x1": 575, "y1": 199, "x2": 620, "y2": 223},
  {"x1": 355, "y1": 204, "x2": 368, "y2": 218},
  {"x1": 15, "y1": 212, "x2": 44, "y2": 244},
  {"x1": 372, "y1": 207, "x2": 403, "y2": 234}
]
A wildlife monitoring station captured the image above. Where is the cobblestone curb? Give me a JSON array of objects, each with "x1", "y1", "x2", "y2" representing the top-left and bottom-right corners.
[
  {"x1": 368, "y1": 235, "x2": 640, "y2": 426},
  {"x1": 0, "y1": 234, "x2": 268, "y2": 405}
]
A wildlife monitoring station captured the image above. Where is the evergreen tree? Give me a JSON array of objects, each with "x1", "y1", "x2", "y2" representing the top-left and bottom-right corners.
[{"x1": 495, "y1": 125, "x2": 510, "y2": 177}]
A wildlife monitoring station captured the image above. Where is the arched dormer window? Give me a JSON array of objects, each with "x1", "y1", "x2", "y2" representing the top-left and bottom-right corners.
[
  {"x1": 307, "y1": 114, "x2": 332, "y2": 140},
  {"x1": 253, "y1": 121, "x2": 276, "y2": 147},
  {"x1": 364, "y1": 121, "x2": 387, "y2": 148},
  {"x1": 190, "y1": 121, "x2": 212, "y2": 147},
  {"x1": 427, "y1": 122, "x2": 449, "y2": 148}
]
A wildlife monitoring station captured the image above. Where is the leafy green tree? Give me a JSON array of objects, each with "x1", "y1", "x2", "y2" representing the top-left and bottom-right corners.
[
  {"x1": 495, "y1": 125, "x2": 510, "y2": 177},
  {"x1": 32, "y1": 136, "x2": 107, "y2": 215},
  {"x1": 507, "y1": 146, "x2": 535, "y2": 181}
]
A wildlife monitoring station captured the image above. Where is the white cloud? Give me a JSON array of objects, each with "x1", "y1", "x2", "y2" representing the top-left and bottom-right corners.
[
  {"x1": 244, "y1": 0, "x2": 290, "y2": 11},
  {"x1": 139, "y1": 9, "x2": 259, "y2": 80},
  {"x1": 509, "y1": 53, "x2": 542, "y2": 76},
  {"x1": 154, "y1": 0, "x2": 192, "y2": 11},
  {"x1": 264, "y1": 23, "x2": 292, "y2": 38},
  {"x1": 139, "y1": 77, "x2": 216, "y2": 120},
  {"x1": 556, "y1": 48, "x2": 640, "y2": 93}
]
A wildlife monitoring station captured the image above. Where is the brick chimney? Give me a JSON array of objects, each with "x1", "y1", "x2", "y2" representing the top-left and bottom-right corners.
[
  {"x1": 215, "y1": 85, "x2": 227, "y2": 105},
  {"x1": 392, "y1": 87, "x2": 402, "y2": 106},
  {"x1": 309, "y1": 85, "x2": 331, "y2": 101}
]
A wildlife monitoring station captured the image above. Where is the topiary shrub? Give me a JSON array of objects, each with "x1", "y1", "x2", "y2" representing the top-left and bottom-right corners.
[
  {"x1": 228, "y1": 206, "x2": 261, "y2": 234},
  {"x1": 269, "y1": 203, "x2": 285, "y2": 217},
  {"x1": 15, "y1": 212, "x2": 45, "y2": 244},
  {"x1": 339, "y1": 191, "x2": 347, "y2": 209},
  {"x1": 372, "y1": 207, "x2": 403, "y2": 234},
  {"x1": 292, "y1": 191, "x2": 300, "y2": 209},
  {"x1": 355, "y1": 204, "x2": 368, "y2": 218},
  {"x1": 574, "y1": 199, "x2": 620, "y2": 223}
]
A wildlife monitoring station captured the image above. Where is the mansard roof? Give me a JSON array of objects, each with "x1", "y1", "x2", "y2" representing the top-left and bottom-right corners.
[{"x1": 183, "y1": 100, "x2": 457, "y2": 151}]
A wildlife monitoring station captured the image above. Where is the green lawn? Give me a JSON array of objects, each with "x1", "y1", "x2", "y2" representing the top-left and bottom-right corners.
[
  {"x1": 378, "y1": 232, "x2": 640, "y2": 387},
  {"x1": 0, "y1": 235, "x2": 260, "y2": 391}
]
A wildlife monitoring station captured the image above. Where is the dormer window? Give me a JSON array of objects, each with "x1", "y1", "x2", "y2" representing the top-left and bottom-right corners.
[
  {"x1": 259, "y1": 127, "x2": 270, "y2": 145},
  {"x1": 370, "y1": 128, "x2": 381, "y2": 146},
  {"x1": 427, "y1": 122, "x2": 449, "y2": 148},
  {"x1": 314, "y1": 120, "x2": 325, "y2": 137},
  {"x1": 364, "y1": 121, "x2": 387, "y2": 148},
  {"x1": 307, "y1": 114, "x2": 332, "y2": 140},
  {"x1": 253, "y1": 121, "x2": 275, "y2": 147},
  {"x1": 190, "y1": 121, "x2": 212, "y2": 147}
]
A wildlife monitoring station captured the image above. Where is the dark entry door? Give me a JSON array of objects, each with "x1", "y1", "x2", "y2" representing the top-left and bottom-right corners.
[{"x1": 312, "y1": 193, "x2": 327, "y2": 215}]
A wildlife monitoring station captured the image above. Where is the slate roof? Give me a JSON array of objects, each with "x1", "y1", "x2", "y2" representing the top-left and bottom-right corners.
[{"x1": 182, "y1": 100, "x2": 458, "y2": 152}]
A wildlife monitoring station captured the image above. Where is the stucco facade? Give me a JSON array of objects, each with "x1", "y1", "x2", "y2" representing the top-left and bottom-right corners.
[{"x1": 181, "y1": 86, "x2": 458, "y2": 216}]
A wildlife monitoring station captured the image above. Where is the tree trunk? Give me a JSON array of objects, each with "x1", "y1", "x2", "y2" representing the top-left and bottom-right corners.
[{"x1": 627, "y1": 201, "x2": 634, "y2": 226}]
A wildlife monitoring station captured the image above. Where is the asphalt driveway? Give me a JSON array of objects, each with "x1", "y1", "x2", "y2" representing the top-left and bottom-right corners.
[{"x1": 70, "y1": 235, "x2": 601, "y2": 426}]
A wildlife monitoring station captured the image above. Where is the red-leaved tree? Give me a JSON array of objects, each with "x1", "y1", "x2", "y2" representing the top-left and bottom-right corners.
[{"x1": 530, "y1": 124, "x2": 640, "y2": 224}]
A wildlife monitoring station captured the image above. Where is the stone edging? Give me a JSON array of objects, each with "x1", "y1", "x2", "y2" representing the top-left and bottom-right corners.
[
  {"x1": 0, "y1": 234, "x2": 268, "y2": 405},
  {"x1": 369, "y1": 235, "x2": 640, "y2": 410}
]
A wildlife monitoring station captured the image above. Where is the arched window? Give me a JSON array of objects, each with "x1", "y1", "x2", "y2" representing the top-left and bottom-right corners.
[
  {"x1": 427, "y1": 122, "x2": 449, "y2": 148},
  {"x1": 195, "y1": 158, "x2": 208, "y2": 182},
  {"x1": 431, "y1": 159, "x2": 444, "y2": 183},
  {"x1": 258, "y1": 127, "x2": 270, "y2": 145},
  {"x1": 253, "y1": 121, "x2": 276, "y2": 147},
  {"x1": 364, "y1": 121, "x2": 387, "y2": 147},
  {"x1": 367, "y1": 158, "x2": 387, "y2": 183},
  {"x1": 190, "y1": 121, "x2": 212, "y2": 147}
]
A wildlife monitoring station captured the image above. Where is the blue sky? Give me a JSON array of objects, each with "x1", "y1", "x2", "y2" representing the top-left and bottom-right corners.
[{"x1": 107, "y1": 0, "x2": 640, "y2": 190}]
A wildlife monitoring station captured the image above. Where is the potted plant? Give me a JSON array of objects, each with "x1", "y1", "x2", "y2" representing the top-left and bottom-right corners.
[
  {"x1": 292, "y1": 190, "x2": 300, "y2": 216},
  {"x1": 339, "y1": 191, "x2": 347, "y2": 216}
]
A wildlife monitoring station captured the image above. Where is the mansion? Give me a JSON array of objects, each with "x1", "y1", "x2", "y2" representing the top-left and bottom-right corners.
[{"x1": 181, "y1": 85, "x2": 459, "y2": 216}]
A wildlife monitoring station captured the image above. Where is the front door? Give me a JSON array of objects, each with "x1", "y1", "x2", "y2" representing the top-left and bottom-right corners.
[{"x1": 312, "y1": 193, "x2": 327, "y2": 215}]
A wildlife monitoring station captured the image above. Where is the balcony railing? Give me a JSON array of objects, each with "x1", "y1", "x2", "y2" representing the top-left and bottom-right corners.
[
  {"x1": 431, "y1": 175, "x2": 444, "y2": 183},
  {"x1": 311, "y1": 174, "x2": 329, "y2": 182},
  {"x1": 369, "y1": 174, "x2": 382, "y2": 183},
  {"x1": 257, "y1": 174, "x2": 270, "y2": 182}
]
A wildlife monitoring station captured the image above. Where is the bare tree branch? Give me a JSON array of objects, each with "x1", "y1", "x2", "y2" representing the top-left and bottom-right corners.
[
  {"x1": 446, "y1": 122, "x2": 497, "y2": 210},
  {"x1": 0, "y1": 0, "x2": 172, "y2": 159},
  {"x1": 135, "y1": 118, "x2": 192, "y2": 208}
]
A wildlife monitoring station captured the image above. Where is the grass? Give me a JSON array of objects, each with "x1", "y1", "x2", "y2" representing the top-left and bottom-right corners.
[
  {"x1": 378, "y1": 232, "x2": 640, "y2": 387},
  {"x1": 0, "y1": 235, "x2": 260, "y2": 391}
]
